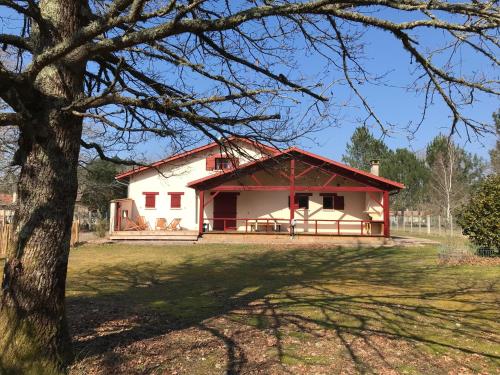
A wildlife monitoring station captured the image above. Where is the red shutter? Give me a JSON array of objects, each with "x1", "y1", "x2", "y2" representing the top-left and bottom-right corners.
[
  {"x1": 206, "y1": 156, "x2": 215, "y2": 171},
  {"x1": 231, "y1": 157, "x2": 239, "y2": 168},
  {"x1": 143, "y1": 192, "x2": 158, "y2": 208},
  {"x1": 168, "y1": 192, "x2": 184, "y2": 208},
  {"x1": 334, "y1": 195, "x2": 345, "y2": 210}
]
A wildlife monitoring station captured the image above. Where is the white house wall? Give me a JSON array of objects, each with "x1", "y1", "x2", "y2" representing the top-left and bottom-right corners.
[
  {"x1": 207, "y1": 191, "x2": 375, "y2": 235},
  {"x1": 126, "y1": 142, "x2": 266, "y2": 230}
]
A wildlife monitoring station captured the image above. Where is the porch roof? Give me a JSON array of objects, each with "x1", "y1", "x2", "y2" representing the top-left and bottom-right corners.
[{"x1": 187, "y1": 147, "x2": 405, "y2": 191}]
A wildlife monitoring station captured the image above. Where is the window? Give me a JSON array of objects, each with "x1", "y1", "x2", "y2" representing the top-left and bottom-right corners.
[
  {"x1": 169, "y1": 192, "x2": 184, "y2": 209},
  {"x1": 334, "y1": 195, "x2": 345, "y2": 210},
  {"x1": 215, "y1": 157, "x2": 232, "y2": 170},
  {"x1": 288, "y1": 194, "x2": 310, "y2": 209},
  {"x1": 323, "y1": 196, "x2": 334, "y2": 209},
  {"x1": 206, "y1": 154, "x2": 238, "y2": 171},
  {"x1": 143, "y1": 192, "x2": 158, "y2": 208},
  {"x1": 321, "y1": 193, "x2": 344, "y2": 210}
]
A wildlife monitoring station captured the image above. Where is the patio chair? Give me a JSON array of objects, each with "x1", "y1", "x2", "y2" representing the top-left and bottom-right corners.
[
  {"x1": 155, "y1": 218, "x2": 167, "y2": 230},
  {"x1": 137, "y1": 216, "x2": 150, "y2": 231},
  {"x1": 124, "y1": 217, "x2": 140, "y2": 231},
  {"x1": 166, "y1": 218, "x2": 182, "y2": 231}
]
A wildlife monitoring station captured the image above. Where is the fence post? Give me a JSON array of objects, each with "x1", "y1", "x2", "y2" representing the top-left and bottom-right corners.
[
  {"x1": 418, "y1": 212, "x2": 422, "y2": 233},
  {"x1": 450, "y1": 215, "x2": 454, "y2": 236},
  {"x1": 70, "y1": 219, "x2": 80, "y2": 247},
  {"x1": 438, "y1": 215, "x2": 441, "y2": 235},
  {"x1": 426, "y1": 215, "x2": 430, "y2": 234},
  {"x1": 410, "y1": 211, "x2": 413, "y2": 232}
]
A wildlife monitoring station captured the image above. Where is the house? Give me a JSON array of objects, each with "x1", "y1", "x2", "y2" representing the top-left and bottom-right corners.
[
  {"x1": 0, "y1": 193, "x2": 16, "y2": 225},
  {"x1": 110, "y1": 138, "x2": 404, "y2": 240}
]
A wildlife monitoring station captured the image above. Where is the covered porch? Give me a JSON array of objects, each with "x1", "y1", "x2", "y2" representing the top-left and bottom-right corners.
[{"x1": 190, "y1": 149, "x2": 401, "y2": 238}]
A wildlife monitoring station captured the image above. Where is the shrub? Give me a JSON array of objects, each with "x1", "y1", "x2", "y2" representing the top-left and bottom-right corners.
[
  {"x1": 95, "y1": 218, "x2": 109, "y2": 238},
  {"x1": 456, "y1": 174, "x2": 500, "y2": 254}
]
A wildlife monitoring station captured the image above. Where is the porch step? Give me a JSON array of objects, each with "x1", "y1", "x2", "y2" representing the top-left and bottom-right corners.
[{"x1": 110, "y1": 230, "x2": 199, "y2": 241}]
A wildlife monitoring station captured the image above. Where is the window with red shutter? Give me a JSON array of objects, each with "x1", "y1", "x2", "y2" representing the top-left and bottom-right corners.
[
  {"x1": 206, "y1": 156, "x2": 216, "y2": 171},
  {"x1": 143, "y1": 192, "x2": 158, "y2": 208},
  {"x1": 168, "y1": 192, "x2": 184, "y2": 209}
]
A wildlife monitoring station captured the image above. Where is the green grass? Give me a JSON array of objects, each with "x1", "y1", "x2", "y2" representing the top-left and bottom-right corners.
[{"x1": 2, "y1": 242, "x2": 499, "y2": 373}]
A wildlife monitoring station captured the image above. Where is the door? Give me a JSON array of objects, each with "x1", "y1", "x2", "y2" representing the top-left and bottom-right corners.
[
  {"x1": 213, "y1": 193, "x2": 238, "y2": 231},
  {"x1": 115, "y1": 202, "x2": 121, "y2": 231}
]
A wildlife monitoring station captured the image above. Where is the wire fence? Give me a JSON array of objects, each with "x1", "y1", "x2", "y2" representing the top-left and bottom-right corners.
[{"x1": 390, "y1": 212, "x2": 461, "y2": 237}]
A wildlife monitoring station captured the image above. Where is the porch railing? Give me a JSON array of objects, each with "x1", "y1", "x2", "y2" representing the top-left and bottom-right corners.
[{"x1": 203, "y1": 217, "x2": 384, "y2": 236}]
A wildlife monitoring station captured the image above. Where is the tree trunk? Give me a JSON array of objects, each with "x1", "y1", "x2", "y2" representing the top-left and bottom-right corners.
[
  {"x1": 0, "y1": 112, "x2": 82, "y2": 373},
  {"x1": 0, "y1": 1, "x2": 87, "y2": 372}
]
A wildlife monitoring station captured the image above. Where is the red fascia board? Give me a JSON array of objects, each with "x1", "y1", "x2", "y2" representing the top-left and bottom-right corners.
[
  {"x1": 187, "y1": 147, "x2": 404, "y2": 190},
  {"x1": 207, "y1": 186, "x2": 383, "y2": 192},
  {"x1": 115, "y1": 137, "x2": 278, "y2": 180},
  {"x1": 168, "y1": 192, "x2": 184, "y2": 195},
  {"x1": 142, "y1": 192, "x2": 159, "y2": 195}
]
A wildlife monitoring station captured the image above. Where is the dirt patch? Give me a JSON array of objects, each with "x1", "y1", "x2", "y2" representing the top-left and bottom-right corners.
[{"x1": 69, "y1": 309, "x2": 497, "y2": 375}]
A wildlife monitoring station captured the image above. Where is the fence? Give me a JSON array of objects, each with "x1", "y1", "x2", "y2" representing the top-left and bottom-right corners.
[
  {"x1": 0, "y1": 220, "x2": 80, "y2": 257},
  {"x1": 390, "y1": 213, "x2": 461, "y2": 237},
  {"x1": 0, "y1": 224, "x2": 11, "y2": 257}
]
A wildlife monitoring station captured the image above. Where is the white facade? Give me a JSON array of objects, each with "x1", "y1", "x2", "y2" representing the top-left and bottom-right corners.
[{"x1": 123, "y1": 141, "x2": 267, "y2": 231}]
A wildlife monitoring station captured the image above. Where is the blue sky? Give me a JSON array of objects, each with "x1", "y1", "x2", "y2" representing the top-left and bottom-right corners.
[
  {"x1": 287, "y1": 26, "x2": 498, "y2": 162},
  {"x1": 138, "y1": 11, "x2": 498, "y2": 163}
]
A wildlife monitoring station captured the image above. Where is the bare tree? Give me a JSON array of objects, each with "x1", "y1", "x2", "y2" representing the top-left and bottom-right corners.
[
  {"x1": 430, "y1": 143, "x2": 462, "y2": 223},
  {"x1": 0, "y1": 0, "x2": 498, "y2": 372}
]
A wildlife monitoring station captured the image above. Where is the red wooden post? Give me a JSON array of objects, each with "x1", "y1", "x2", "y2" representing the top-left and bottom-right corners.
[
  {"x1": 383, "y1": 191, "x2": 390, "y2": 237},
  {"x1": 198, "y1": 190, "x2": 205, "y2": 236},
  {"x1": 290, "y1": 158, "x2": 295, "y2": 221},
  {"x1": 361, "y1": 221, "x2": 364, "y2": 236},
  {"x1": 337, "y1": 220, "x2": 340, "y2": 235},
  {"x1": 315, "y1": 220, "x2": 318, "y2": 235}
]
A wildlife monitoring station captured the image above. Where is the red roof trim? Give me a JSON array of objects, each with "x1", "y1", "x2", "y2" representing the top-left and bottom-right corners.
[
  {"x1": 187, "y1": 147, "x2": 404, "y2": 190},
  {"x1": 115, "y1": 137, "x2": 277, "y2": 180}
]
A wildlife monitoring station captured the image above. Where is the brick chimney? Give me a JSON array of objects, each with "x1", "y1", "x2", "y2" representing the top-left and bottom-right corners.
[{"x1": 370, "y1": 159, "x2": 380, "y2": 176}]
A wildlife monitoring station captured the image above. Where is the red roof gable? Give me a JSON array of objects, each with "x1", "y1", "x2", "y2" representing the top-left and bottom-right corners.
[
  {"x1": 115, "y1": 137, "x2": 277, "y2": 180},
  {"x1": 187, "y1": 147, "x2": 404, "y2": 191}
]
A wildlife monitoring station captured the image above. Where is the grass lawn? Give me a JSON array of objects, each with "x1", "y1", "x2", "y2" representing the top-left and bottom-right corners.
[
  {"x1": 2, "y1": 241, "x2": 499, "y2": 374},
  {"x1": 62, "y1": 242, "x2": 499, "y2": 375}
]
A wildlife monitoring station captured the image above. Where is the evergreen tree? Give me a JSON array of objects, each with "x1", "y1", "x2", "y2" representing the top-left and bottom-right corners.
[
  {"x1": 80, "y1": 160, "x2": 127, "y2": 217},
  {"x1": 342, "y1": 127, "x2": 391, "y2": 175},
  {"x1": 456, "y1": 174, "x2": 500, "y2": 252},
  {"x1": 384, "y1": 149, "x2": 430, "y2": 211},
  {"x1": 489, "y1": 110, "x2": 500, "y2": 175}
]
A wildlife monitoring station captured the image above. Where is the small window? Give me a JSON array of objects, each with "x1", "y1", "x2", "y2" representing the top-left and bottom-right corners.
[
  {"x1": 143, "y1": 192, "x2": 158, "y2": 208},
  {"x1": 215, "y1": 157, "x2": 232, "y2": 170},
  {"x1": 169, "y1": 192, "x2": 184, "y2": 209},
  {"x1": 334, "y1": 195, "x2": 345, "y2": 210},
  {"x1": 288, "y1": 195, "x2": 309, "y2": 209},
  {"x1": 323, "y1": 196, "x2": 334, "y2": 209}
]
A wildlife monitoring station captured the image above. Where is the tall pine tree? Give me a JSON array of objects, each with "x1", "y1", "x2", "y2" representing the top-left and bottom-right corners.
[{"x1": 342, "y1": 127, "x2": 391, "y2": 175}]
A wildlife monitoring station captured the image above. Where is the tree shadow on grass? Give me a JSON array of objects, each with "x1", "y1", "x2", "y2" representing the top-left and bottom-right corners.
[{"x1": 67, "y1": 245, "x2": 500, "y2": 374}]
